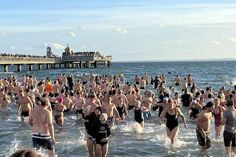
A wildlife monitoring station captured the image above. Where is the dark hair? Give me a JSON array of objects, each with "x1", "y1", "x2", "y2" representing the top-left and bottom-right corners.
[
  {"x1": 35, "y1": 96, "x2": 42, "y2": 102},
  {"x1": 205, "y1": 102, "x2": 214, "y2": 108},
  {"x1": 10, "y1": 149, "x2": 42, "y2": 157},
  {"x1": 41, "y1": 99, "x2": 47, "y2": 107},
  {"x1": 226, "y1": 100, "x2": 234, "y2": 107},
  {"x1": 195, "y1": 92, "x2": 200, "y2": 97},
  {"x1": 95, "y1": 106, "x2": 102, "y2": 112},
  {"x1": 207, "y1": 94, "x2": 212, "y2": 98},
  {"x1": 48, "y1": 92, "x2": 54, "y2": 97},
  {"x1": 70, "y1": 91, "x2": 74, "y2": 96}
]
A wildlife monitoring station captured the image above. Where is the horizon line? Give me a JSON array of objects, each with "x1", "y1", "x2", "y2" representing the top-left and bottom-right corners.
[{"x1": 113, "y1": 58, "x2": 236, "y2": 62}]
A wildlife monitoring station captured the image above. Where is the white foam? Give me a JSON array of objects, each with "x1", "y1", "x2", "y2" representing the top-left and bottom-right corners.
[
  {"x1": 118, "y1": 121, "x2": 134, "y2": 132},
  {"x1": 4, "y1": 139, "x2": 21, "y2": 157},
  {"x1": 59, "y1": 130, "x2": 86, "y2": 153},
  {"x1": 133, "y1": 122, "x2": 143, "y2": 134},
  {"x1": 231, "y1": 78, "x2": 236, "y2": 85}
]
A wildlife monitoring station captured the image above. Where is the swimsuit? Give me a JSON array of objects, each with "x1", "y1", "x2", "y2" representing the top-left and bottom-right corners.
[
  {"x1": 76, "y1": 109, "x2": 83, "y2": 114},
  {"x1": 21, "y1": 111, "x2": 29, "y2": 117},
  {"x1": 166, "y1": 112, "x2": 178, "y2": 131},
  {"x1": 32, "y1": 133, "x2": 53, "y2": 150},
  {"x1": 117, "y1": 105, "x2": 126, "y2": 117},
  {"x1": 214, "y1": 110, "x2": 222, "y2": 127},
  {"x1": 54, "y1": 110, "x2": 63, "y2": 124},
  {"x1": 196, "y1": 127, "x2": 211, "y2": 149},
  {"x1": 134, "y1": 109, "x2": 144, "y2": 124},
  {"x1": 54, "y1": 115, "x2": 62, "y2": 124},
  {"x1": 223, "y1": 131, "x2": 236, "y2": 147}
]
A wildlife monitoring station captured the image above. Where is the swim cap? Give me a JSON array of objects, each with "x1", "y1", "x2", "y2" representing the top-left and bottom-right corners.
[
  {"x1": 100, "y1": 113, "x2": 108, "y2": 121},
  {"x1": 57, "y1": 97, "x2": 64, "y2": 103}
]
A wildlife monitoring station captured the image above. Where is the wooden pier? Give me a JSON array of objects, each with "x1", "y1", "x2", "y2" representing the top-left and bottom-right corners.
[{"x1": 0, "y1": 46, "x2": 112, "y2": 72}]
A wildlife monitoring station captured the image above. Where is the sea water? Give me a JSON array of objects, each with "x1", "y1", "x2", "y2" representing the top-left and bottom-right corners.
[{"x1": 0, "y1": 61, "x2": 236, "y2": 157}]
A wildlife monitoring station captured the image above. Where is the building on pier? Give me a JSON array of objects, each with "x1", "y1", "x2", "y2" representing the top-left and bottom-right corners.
[{"x1": 0, "y1": 45, "x2": 112, "y2": 72}]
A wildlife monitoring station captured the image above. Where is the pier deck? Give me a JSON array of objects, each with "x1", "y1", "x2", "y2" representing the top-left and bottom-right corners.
[{"x1": 0, "y1": 46, "x2": 112, "y2": 72}]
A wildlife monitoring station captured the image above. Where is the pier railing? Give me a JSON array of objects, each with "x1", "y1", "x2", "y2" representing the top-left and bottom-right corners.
[{"x1": 0, "y1": 56, "x2": 61, "y2": 65}]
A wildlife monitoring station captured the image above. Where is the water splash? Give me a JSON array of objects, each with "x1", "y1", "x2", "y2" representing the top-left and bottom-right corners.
[
  {"x1": 4, "y1": 139, "x2": 21, "y2": 157},
  {"x1": 133, "y1": 122, "x2": 143, "y2": 134}
]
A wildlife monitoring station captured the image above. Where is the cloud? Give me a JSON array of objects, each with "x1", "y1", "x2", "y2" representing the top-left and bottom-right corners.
[
  {"x1": 116, "y1": 28, "x2": 127, "y2": 34},
  {"x1": 225, "y1": 37, "x2": 236, "y2": 42},
  {"x1": 210, "y1": 41, "x2": 223, "y2": 46},
  {"x1": 0, "y1": 32, "x2": 6, "y2": 36},
  {"x1": 159, "y1": 24, "x2": 164, "y2": 28},
  {"x1": 50, "y1": 43, "x2": 65, "y2": 50},
  {"x1": 69, "y1": 32, "x2": 76, "y2": 38},
  {"x1": 10, "y1": 46, "x2": 18, "y2": 50}
]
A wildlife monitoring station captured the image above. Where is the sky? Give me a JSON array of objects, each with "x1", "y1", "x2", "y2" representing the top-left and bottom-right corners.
[{"x1": 0, "y1": 0, "x2": 236, "y2": 61}]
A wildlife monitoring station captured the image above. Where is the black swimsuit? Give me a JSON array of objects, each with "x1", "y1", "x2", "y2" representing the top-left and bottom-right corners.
[
  {"x1": 21, "y1": 111, "x2": 29, "y2": 117},
  {"x1": 134, "y1": 108, "x2": 144, "y2": 124},
  {"x1": 117, "y1": 105, "x2": 126, "y2": 117},
  {"x1": 166, "y1": 111, "x2": 178, "y2": 131}
]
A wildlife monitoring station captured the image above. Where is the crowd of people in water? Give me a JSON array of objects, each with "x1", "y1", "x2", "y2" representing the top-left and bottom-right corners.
[{"x1": 0, "y1": 72, "x2": 236, "y2": 157}]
